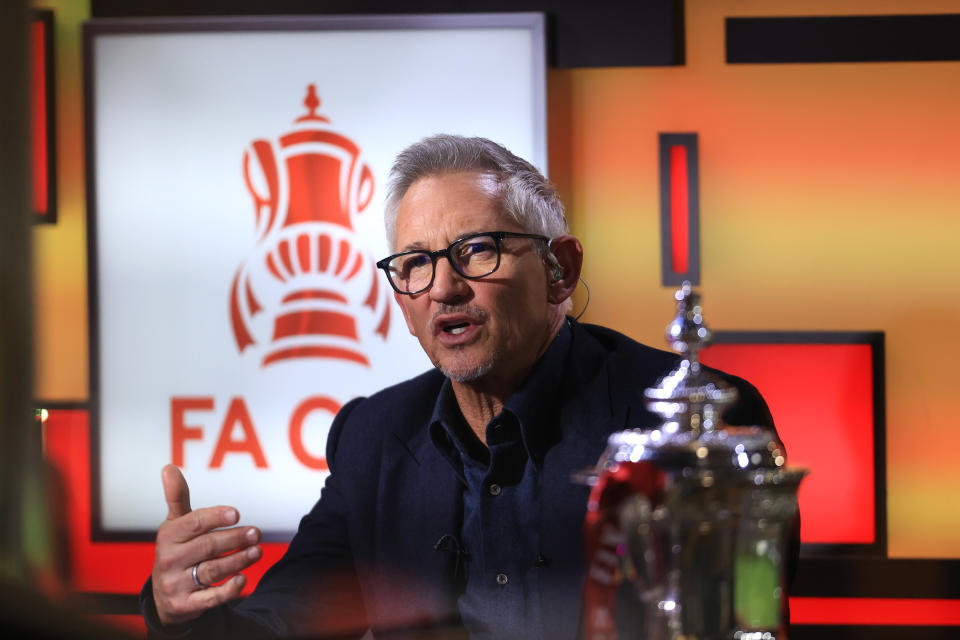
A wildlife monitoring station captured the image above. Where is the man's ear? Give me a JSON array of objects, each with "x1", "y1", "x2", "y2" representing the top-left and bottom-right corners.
[
  {"x1": 545, "y1": 235, "x2": 583, "y2": 305},
  {"x1": 395, "y1": 292, "x2": 417, "y2": 336}
]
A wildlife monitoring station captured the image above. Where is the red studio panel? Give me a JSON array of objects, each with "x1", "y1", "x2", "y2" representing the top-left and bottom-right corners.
[
  {"x1": 658, "y1": 133, "x2": 699, "y2": 286},
  {"x1": 30, "y1": 10, "x2": 56, "y2": 223},
  {"x1": 790, "y1": 597, "x2": 960, "y2": 626},
  {"x1": 30, "y1": 18, "x2": 47, "y2": 214},
  {"x1": 669, "y1": 145, "x2": 689, "y2": 274},
  {"x1": 700, "y1": 340, "x2": 879, "y2": 546}
]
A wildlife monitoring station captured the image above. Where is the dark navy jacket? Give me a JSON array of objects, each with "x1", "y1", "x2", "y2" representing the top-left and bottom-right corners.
[{"x1": 142, "y1": 320, "x2": 775, "y2": 638}]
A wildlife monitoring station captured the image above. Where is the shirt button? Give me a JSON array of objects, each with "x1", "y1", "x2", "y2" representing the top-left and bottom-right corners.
[
  {"x1": 489, "y1": 483, "x2": 502, "y2": 496},
  {"x1": 496, "y1": 573, "x2": 508, "y2": 586}
]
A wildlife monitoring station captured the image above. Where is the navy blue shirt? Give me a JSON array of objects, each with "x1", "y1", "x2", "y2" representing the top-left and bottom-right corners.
[{"x1": 428, "y1": 322, "x2": 573, "y2": 640}]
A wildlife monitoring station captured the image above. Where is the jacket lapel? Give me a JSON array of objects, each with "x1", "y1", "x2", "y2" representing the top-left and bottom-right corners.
[{"x1": 374, "y1": 413, "x2": 464, "y2": 628}]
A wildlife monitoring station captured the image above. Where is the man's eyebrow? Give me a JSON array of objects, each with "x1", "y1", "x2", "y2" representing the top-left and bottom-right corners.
[
  {"x1": 398, "y1": 240, "x2": 430, "y2": 253},
  {"x1": 397, "y1": 230, "x2": 487, "y2": 253},
  {"x1": 456, "y1": 229, "x2": 490, "y2": 240},
  {"x1": 396, "y1": 229, "x2": 497, "y2": 254}
]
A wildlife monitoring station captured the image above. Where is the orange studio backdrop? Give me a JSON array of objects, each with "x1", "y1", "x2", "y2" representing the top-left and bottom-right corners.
[{"x1": 551, "y1": 0, "x2": 960, "y2": 560}]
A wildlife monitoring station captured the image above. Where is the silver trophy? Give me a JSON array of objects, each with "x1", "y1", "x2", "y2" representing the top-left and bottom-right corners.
[{"x1": 581, "y1": 283, "x2": 806, "y2": 640}]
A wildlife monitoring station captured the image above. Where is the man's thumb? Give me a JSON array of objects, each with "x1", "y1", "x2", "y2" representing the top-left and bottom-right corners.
[{"x1": 162, "y1": 464, "x2": 192, "y2": 519}]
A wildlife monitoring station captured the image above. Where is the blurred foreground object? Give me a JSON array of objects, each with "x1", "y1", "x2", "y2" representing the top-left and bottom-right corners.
[
  {"x1": 0, "y1": 4, "x2": 132, "y2": 637},
  {"x1": 581, "y1": 283, "x2": 806, "y2": 639},
  {"x1": 0, "y1": 0, "x2": 51, "y2": 590}
]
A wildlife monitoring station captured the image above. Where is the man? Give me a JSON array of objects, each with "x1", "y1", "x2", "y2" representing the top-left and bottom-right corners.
[{"x1": 142, "y1": 135, "x2": 776, "y2": 639}]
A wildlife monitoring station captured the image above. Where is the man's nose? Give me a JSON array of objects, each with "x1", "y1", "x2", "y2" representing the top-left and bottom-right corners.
[{"x1": 429, "y1": 257, "x2": 470, "y2": 302}]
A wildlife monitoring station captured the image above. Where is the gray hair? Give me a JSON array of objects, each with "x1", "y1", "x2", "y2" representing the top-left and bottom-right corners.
[{"x1": 384, "y1": 135, "x2": 568, "y2": 252}]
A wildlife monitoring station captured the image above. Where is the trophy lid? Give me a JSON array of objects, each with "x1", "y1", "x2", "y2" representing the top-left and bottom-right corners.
[
  {"x1": 643, "y1": 282, "x2": 738, "y2": 436},
  {"x1": 596, "y1": 282, "x2": 787, "y2": 476},
  {"x1": 600, "y1": 425, "x2": 787, "y2": 474}
]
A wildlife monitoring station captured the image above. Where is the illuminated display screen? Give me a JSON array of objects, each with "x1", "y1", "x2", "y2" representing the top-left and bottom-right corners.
[{"x1": 85, "y1": 14, "x2": 546, "y2": 538}]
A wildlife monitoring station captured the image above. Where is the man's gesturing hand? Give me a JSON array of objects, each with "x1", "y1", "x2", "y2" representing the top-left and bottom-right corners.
[{"x1": 152, "y1": 464, "x2": 263, "y2": 626}]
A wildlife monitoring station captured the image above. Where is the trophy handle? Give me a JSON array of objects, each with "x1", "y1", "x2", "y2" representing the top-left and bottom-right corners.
[
  {"x1": 356, "y1": 163, "x2": 374, "y2": 213},
  {"x1": 243, "y1": 139, "x2": 280, "y2": 239},
  {"x1": 581, "y1": 460, "x2": 665, "y2": 640}
]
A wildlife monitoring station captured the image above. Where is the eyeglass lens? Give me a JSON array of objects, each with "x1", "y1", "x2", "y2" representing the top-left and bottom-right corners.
[{"x1": 388, "y1": 234, "x2": 501, "y2": 293}]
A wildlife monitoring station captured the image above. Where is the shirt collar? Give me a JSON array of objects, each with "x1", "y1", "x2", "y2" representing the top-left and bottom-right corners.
[{"x1": 428, "y1": 319, "x2": 573, "y2": 474}]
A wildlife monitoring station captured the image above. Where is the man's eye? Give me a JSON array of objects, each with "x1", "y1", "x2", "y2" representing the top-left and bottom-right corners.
[
  {"x1": 459, "y1": 240, "x2": 496, "y2": 258},
  {"x1": 399, "y1": 254, "x2": 431, "y2": 275}
]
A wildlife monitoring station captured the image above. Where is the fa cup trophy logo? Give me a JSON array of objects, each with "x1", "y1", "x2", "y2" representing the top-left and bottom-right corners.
[{"x1": 229, "y1": 85, "x2": 391, "y2": 367}]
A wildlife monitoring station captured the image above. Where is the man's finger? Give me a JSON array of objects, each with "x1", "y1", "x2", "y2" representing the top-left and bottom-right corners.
[
  {"x1": 188, "y1": 574, "x2": 248, "y2": 612},
  {"x1": 193, "y1": 542, "x2": 262, "y2": 588},
  {"x1": 164, "y1": 506, "x2": 241, "y2": 544},
  {"x1": 179, "y1": 524, "x2": 258, "y2": 565},
  {"x1": 158, "y1": 574, "x2": 248, "y2": 626},
  {"x1": 162, "y1": 464, "x2": 192, "y2": 520}
]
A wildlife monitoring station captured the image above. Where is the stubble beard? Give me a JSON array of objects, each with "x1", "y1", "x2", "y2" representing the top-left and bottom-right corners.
[
  {"x1": 436, "y1": 344, "x2": 501, "y2": 383},
  {"x1": 430, "y1": 304, "x2": 498, "y2": 382}
]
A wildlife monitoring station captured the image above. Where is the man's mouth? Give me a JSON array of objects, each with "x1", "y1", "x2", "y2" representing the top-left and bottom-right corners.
[
  {"x1": 444, "y1": 322, "x2": 470, "y2": 335},
  {"x1": 431, "y1": 307, "x2": 487, "y2": 342}
]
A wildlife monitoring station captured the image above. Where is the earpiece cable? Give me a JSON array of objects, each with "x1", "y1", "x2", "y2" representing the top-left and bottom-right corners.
[{"x1": 574, "y1": 277, "x2": 590, "y2": 320}]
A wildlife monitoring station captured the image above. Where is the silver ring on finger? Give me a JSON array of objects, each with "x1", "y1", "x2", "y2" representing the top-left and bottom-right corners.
[{"x1": 192, "y1": 562, "x2": 209, "y2": 589}]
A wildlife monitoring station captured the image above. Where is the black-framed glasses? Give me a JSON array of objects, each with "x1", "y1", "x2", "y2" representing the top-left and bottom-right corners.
[{"x1": 376, "y1": 231, "x2": 550, "y2": 295}]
